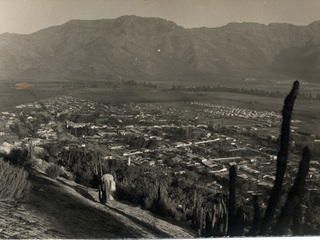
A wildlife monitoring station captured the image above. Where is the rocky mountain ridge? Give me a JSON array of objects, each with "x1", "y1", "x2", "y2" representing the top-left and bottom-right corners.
[{"x1": 0, "y1": 15, "x2": 320, "y2": 82}]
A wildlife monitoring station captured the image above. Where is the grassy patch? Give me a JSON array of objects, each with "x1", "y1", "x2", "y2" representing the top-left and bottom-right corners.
[
  {"x1": 45, "y1": 164, "x2": 62, "y2": 179},
  {"x1": 0, "y1": 158, "x2": 30, "y2": 201}
]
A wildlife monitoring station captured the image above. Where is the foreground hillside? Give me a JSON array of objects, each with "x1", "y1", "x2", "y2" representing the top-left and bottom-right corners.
[
  {"x1": 1, "y1": 169, "x2": 194, "y2": 238},
  {"x1": 0, "y1": 16, "x2": 320, "y2": 82}
]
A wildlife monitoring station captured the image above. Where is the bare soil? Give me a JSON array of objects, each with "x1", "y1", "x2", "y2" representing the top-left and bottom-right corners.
[{"x1": 0, "y1": 170, "x2": 195, "y2": 239}]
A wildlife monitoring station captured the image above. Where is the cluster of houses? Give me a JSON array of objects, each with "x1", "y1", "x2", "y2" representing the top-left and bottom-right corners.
[
  {"x1": 0, "y1": 95, "x2": 319, "y2": 194},
  {"x1": 190, "y1": 102, "x2": 281, "y2": 124}
]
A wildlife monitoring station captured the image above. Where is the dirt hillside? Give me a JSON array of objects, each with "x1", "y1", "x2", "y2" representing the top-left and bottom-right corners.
[{"x1": 0, "y1": 170, "x2": 195, "y2": 239}]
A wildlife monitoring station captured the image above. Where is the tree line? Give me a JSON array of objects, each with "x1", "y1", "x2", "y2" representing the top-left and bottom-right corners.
[{"x1": 170, "y1": 84, "x2": 320, "y2": 101}]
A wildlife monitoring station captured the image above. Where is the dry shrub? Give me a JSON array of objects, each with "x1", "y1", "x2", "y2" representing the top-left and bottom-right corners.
[
  {"x1": 45, "y1": 164, "x2": 61, "y2": 179},
  {"x1": 0, "y1": 158, "x2": 30, "y2": 201}
]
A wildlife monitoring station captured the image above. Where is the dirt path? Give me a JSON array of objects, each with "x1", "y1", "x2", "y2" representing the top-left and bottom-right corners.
[{"x1": 12, "y1": 170, "x2": 195, "y2": 239}]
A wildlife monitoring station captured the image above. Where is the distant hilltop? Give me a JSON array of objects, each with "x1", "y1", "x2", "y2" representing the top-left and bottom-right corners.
[{"x1": 0, "y1": 15, "x2": 320, "y2": 82}]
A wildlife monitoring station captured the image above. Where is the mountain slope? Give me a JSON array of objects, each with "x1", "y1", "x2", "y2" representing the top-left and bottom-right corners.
[
  {"x1": 0, "y1": 16, "x2": 197, "y2": 80},
  {"x1": 269, "y1": 43, "x2": 320, "y2": 80},
  {"x1": 0, "y1": 16, "x2": 320, "y2": 82},
  {"x1": 187, "y1": 21, "x2": 320, "y2": 78}
]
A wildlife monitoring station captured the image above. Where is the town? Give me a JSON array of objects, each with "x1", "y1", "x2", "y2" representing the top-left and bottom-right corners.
[{"x1": 1, "y1": 95, "x2": 319, "y2": 199}]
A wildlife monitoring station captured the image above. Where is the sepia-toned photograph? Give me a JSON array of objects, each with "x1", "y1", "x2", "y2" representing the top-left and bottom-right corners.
[{"x1": 0, "y1": 0, "x2": 320, "y2": 238}]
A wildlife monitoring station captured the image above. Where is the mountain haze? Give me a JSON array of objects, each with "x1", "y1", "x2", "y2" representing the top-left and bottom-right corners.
[{"x1": 0, "y1": 15, "x2": 320, "y2": 82}]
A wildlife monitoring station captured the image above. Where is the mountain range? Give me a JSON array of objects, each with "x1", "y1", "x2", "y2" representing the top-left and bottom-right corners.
[{"x1": 0, "y1": 15, "x2": 320, "y2": 83}]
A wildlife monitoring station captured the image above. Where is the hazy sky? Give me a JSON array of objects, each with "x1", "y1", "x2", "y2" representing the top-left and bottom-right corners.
[{"x1": 1, "y1": 0, "x2": 320, "y2": 34}]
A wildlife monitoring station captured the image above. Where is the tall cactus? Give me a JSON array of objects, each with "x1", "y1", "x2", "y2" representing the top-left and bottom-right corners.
[
  {"x1": 191, "y1": 196, "x2": 200, "y2": 230},
  {"x1": 193, "y1": 188, "x2": 197, "y2": 208},
  {"x1": 221, "y1": 80, "x2": 312, "y2": 237},
  {"x1": 233, "y1": 206, "x2": 245, "y2": 236},
  {"x1": 197, "y1": 206, "x2": 204, "y2": 236},
  {"x1": 228, "y1": 165, "x2": 237, "y2": 236},
  {"x1": 292, "y1": 200, "x2": 303, "y2": 236},
  {"x1": 258, "y1": 80, "x2": 299, "y2": 235},
  {"x1": 211, "y1": 195, "x2": 228, "y2": 236},
  {"x1": 272, "y1": 146, "x2": 310, "y2": 235},
  {"x1": 205, "y1": 208, "x2": 213, "y2": 236},
  {"x1": 202, "y1": 80, "x2": 311, "y2": 237},
  {"x1": 247, "y1": 195, "x2": 261, "y2": 236}
]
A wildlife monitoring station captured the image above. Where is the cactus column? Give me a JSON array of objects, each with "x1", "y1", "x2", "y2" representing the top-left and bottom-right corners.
[
  {"x1": 228, "y1": 165, "x2": 236, "y2": 236},
  {"x1": 258, "y1": 81, "x2": 299, "y2": 235},
  {"x1": 272, "y1": 146, "x2": 310, "y2": 235}
]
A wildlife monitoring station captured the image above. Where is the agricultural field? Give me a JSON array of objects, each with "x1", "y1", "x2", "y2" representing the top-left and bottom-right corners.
[
  {"x1": 70, "y1": 84, "x2": 320, "y2": 136},
  {"x1": 0, "y1": 80, "x2": 69, "y2": 111},
  {"x1": 0, "y1": 78, "x2": 319, "y2": 135}
]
